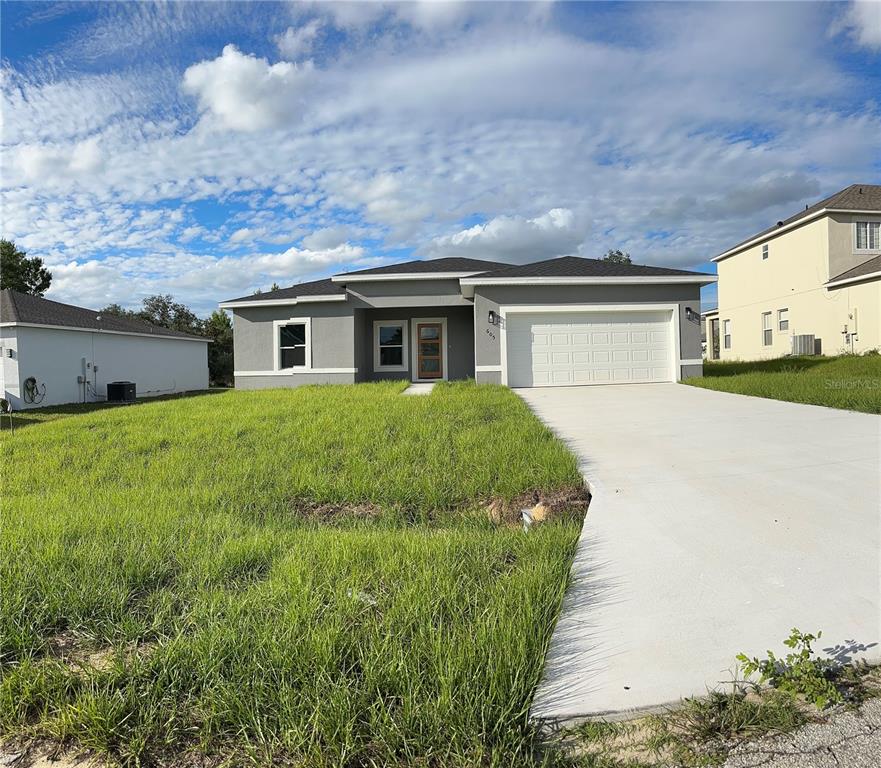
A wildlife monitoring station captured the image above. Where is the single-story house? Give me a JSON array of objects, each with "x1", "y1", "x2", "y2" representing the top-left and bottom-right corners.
[
  {"x1": 0, "y1": 289, "x2": 209, "y2": 409},
  {"x1": 220, "y1": 255, "x2": 716, "y2": 389}
]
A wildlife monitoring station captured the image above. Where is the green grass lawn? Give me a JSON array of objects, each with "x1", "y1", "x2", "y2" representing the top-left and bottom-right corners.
[
  {"x1": 684, "y1": 354, "x2": 881, "y2": 414},
  {"x1": 0, "y1": 381, "x2": 583, "y2": 767}
]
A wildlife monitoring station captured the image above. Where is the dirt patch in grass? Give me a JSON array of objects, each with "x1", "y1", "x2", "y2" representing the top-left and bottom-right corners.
[
  {"x1": 45, "y1": 631, "x2": 156, "y2": 673},
  {"x1": 486, "y1": 484, "x2": 590, "y2": 526},
  {"x1": 0, "y1": 741, "x2": 107, "y2": 768}
]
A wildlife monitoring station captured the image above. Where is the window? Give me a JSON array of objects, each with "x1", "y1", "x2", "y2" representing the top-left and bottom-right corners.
[
  {"x1": 723, "y1": 319, "x2": 731, "y2": 349},
  {"x1": 762, "y1": 312, "x2": 772, "y2": 346},
  {"x1": 762, "y1": 244, "x2": 769, "y2": 260},
  {"x1": 778, "y1": 308, "x2": 789, "y2": 331},
  {"x1": 279, "y1": 322, "x2": 307, "y2": 368},
  {"x1": 373, "y1": 320, "x2": 408, "y2": 372},
  {"x1": 856, "y1": 221, "x2": 880, "y2": 250}
]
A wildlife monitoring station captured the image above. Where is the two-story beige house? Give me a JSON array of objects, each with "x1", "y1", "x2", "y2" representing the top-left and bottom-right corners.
[{"x1": 704, "y1": 184, "x2": 880, "y2": 360}]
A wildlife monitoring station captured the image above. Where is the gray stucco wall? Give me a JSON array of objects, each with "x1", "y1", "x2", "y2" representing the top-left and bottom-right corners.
[
  {"x1": 472, "y1": 283, "x2": 703, "y2": 383},
  {"x1": 828, "y1": 213, "x2": 881, "y2": 279},
  {"x1": 232, "y1": 302, "x2": 356, "y2": 373},
  {"x1": 354, "y1": 305, "x2": 475, "y2": 382},
  {"x1": 347, "y1": 279, "x2": 472, "y2": 307}
]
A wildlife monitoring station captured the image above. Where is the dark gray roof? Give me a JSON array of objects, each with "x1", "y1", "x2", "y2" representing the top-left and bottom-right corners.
[
  {"x1": 720, "y1": 184, "x2": 881, "y2": 258},
  {"x1": 465, "y1": 255, "x2": 708, "y2": 279},
  {"x1": 335, "y1": 257, "x2": 513, "y2": 277},
  {"x1": 222, "y1": 277, "x2": 346, "y2": 305},
  {"x1": 0, "y1": 289, "x2": 206, "y2": 340},
  {"x1": 828, "y1": 255, "x2": 881, "y2": 285}
]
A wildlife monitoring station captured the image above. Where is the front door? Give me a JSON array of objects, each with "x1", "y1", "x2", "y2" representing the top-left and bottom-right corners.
[{"x1": 416, "y1": 322, "x2": 443, "y2": 380}]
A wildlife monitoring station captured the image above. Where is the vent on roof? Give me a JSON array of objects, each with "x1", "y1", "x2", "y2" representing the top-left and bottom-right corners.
[{"x1": 777, "y1": 221, "x2": 784, "y2": 227}]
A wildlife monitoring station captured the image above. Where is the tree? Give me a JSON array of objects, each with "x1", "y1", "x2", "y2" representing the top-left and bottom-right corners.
[
  {"x1": 0, "y1": 239, "x2": 52, "y2": 296},
  {"x1": 138, "y1": 294, "x2": 203, "y2": 335},
  {"x1": 602, "y1": 249, "x2": 632, "y2": 265},
  {"x1": 100, "y1": 302, "x2": 138, "y2": 319},
  {"x1": 204, "y1": 309, "x2": 234, "y2": 387}
]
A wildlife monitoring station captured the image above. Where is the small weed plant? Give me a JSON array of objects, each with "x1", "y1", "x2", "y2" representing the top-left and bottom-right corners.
[{"x1": 737, "y1": 628, "x2": 842, "y2": 709}]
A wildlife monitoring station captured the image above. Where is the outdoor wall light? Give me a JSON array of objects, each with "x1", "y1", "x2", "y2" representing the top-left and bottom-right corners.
[
  {"x1": 488, "y1": 310, "x2": 497, "y2": 325},
  {"x1": 685, "y1": 307, "x2": 695, "y2": 321}
]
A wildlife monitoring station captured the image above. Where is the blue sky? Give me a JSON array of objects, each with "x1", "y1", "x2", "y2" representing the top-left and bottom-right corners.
[{"x1": 2, "y1": 1, "x2": 880, "y2": 315}]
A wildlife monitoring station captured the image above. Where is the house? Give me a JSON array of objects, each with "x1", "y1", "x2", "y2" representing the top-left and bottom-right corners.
[
  {"x1": 220, "y1": 255, "x2": 715, "y2": 389},
  {"x1": 0, "y1": 289, "x2": 209, "y2": 409},
  {"x1": 707, "y1": 184, "x2": 881, "y2": 360}
]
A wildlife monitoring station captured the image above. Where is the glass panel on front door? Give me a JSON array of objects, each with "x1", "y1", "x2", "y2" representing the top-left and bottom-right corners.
[{"x1": 417, "y1": 323, "x2": 443, "y2": 379}]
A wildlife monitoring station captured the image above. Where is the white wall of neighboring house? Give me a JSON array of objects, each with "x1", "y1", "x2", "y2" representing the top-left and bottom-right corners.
[{"x1": 0, "y1": 325, "x2": 209, "y2": 409}]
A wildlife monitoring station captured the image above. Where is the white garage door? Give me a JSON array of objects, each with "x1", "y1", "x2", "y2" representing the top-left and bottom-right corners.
[{"x1": 506, "y1": 310, "x2": 674, "y2": 387}]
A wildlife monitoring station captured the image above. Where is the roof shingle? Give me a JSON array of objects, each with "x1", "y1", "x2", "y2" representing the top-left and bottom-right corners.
[
  {"x1": 222, "y1": 277, "x2": 345, "y2": 305},
  {"x1": 463, "y1": 255, "x2": 708, "y2": 279},
  {"x1": 719, "y1": 184, "x2": 881, "y2": 259},
  {"x1": 334, "y1": 257, "x2": 513, "y2": 277},
  {"x1": 0, "y1": 289, "x2": 206, "y2": 340}
]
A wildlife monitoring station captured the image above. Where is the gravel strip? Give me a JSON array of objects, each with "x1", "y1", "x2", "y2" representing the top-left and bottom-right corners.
[{"x1": 723, "y1": 698, "x2": 881, "y2": 768}]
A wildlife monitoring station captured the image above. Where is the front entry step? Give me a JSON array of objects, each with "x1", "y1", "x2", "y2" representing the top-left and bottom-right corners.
[{"x1": 402, "y1": 383, "x2": 436, "y2": 396}]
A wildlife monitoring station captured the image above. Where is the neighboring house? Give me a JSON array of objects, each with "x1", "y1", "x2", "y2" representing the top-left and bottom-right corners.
[
  {"x1": 220, "y1": 255, "x2": 714, "y2": 389},
  {"x1": 708, "y1": 184, "x2": 881, "y2": 360},
  {"x1": 702, "y1": 308, "x2": 719, "y2": 360},
  {"x1": 0, "y1": 289, "x2": 209, "y2": 409}
]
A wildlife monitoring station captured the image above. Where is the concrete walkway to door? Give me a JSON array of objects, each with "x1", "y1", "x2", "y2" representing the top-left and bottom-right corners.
[{"x1": 521, "y1": 384, "x2": 880, "y2": 722}]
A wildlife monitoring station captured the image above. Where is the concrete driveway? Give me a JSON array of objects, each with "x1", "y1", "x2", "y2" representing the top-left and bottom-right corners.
[{"x1": 522, "y1": 383, "x2": 880, "y2": 722}]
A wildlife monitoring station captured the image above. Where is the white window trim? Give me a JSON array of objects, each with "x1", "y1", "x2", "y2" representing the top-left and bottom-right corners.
[
  {"x1": 778, "y1": 308, "x2": 789, "y2": 332},
  {"x1": 273, "y1": 317, "x2": 311, "y2": 372},
  {"x1": 854, "y1": 219, "x2": 881, "y2": 252},
  {"x1": 410, "y1": 317, "x2": 448, "y2": 382},
  {"x1": 497, "y1": 303, "x2": 682, "y2": 386},
  {"x1": 761, "y1": 312, "x2": 773, "y2": 346},
  {"x1": 373, "y1": 319, "x2": 409, "y2": 373},
  {"x1": 762, "y1": 244, "x2": 769, "y2": 260},
  {"x1": 723, "y1": 319, "x2": 731, "y2": 350}
]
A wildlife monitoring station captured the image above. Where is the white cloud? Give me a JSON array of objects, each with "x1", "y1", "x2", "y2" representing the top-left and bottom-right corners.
[
  {"x1": 276, "y1": 19, "x2": 323, "y2": 59},
  {"x1": 4, "y1": 0, "x2": 881, "y2": 312},
  {"x1": 43, "y1": 242, "x2": 370, "y2": 316},
  {"x1": 13, "y1": 136, "x2": 105, "y2": 182},
  {"x1": 831, "y1": 1, "x2": 881, "y2": 50},
  {"x1": 302, "y1": 225, "x2": 358, "y2": 250},
  {"x1": 425, "y1": 209, "x2": 584, "y2": 264},
  {"x1": 182, "y1": 44, "x2": 316, "y2": 131},
  {"x1": 229, "y1": 227, "x2": 263, "y2": 244}
]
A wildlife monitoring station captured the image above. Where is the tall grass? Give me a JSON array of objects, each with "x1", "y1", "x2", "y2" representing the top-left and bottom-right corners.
[
  {"x1": 0, "y1": 382, "x2": 583, "y2": 766},
  {"x1": 685, "y1": 354, "x2": 881, "y2": 413}
]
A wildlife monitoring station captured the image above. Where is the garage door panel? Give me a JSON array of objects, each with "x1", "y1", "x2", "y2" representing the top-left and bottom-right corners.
[{"x1": 506, "y1": 310, "x2": 673, "y2": 388}]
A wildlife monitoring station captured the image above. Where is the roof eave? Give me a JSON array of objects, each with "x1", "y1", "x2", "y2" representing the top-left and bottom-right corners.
[
  {"x1": 0, "y1": 321, "x2": 209, "y2": 342},
  {"x1": 219, "y1": 294, "x2": 347, "y2": 310},
  {"x1": 458, "y1": 274, "x2": 716, "y2": 298},
  {"x1": 713, "y1": 207, "x2": 881, "y2": 263},
  {"x1": 825, "y1": 269, "x2": 881, "y2": 289}
]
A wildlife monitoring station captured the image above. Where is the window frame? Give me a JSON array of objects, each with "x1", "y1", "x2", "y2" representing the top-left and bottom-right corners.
[
  {"x1": 723, "y1": 319, "x2": 731, "y2": 350},
  {"x1": 855, "y1": 220, "x2": 880, "y2": 251},
  {"x1": 777, "y1": 308, "x2": 789, "y2": 332},
  {"x1": 373, "y1": 319, "x2": 409, "y2": 373},
  {"x1": 273, "y1": 317, "x2": 312, "y2": 371},
  {"x1": 762, "y1": 311, "x2": 773, "y2": 346},
  {"x1": 762, "y1": 243, "x2": 769, "y2": 260}
]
